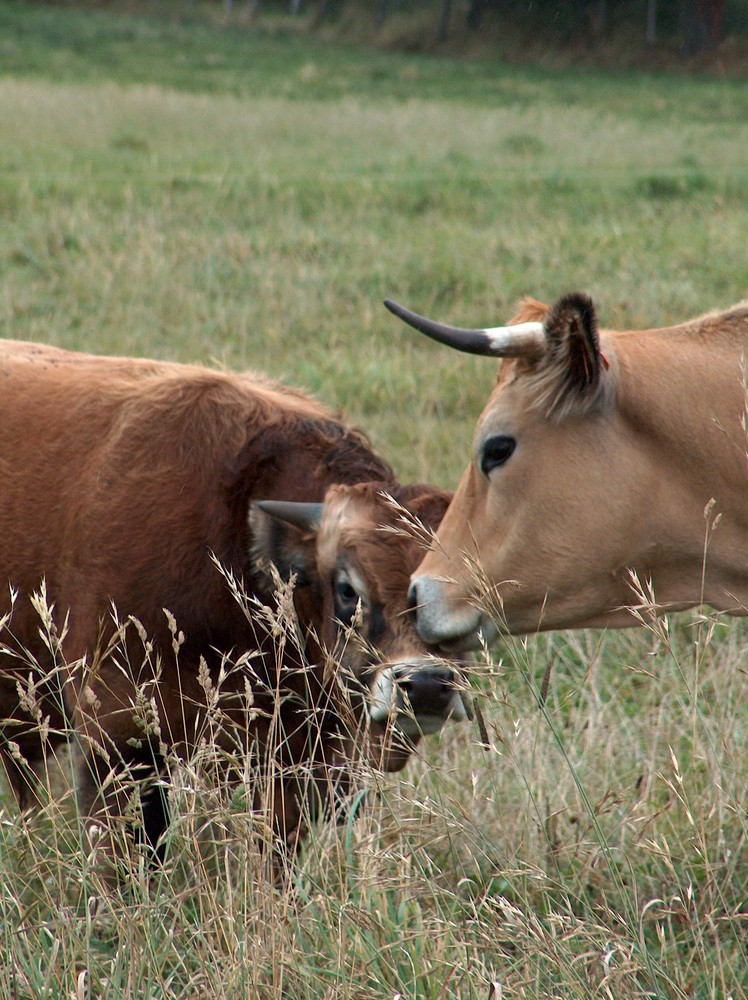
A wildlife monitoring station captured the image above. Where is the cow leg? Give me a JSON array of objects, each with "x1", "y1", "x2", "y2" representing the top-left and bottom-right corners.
[
  {"x1": 0, "y1": 743, "x2": 45, "y2": 809},
  {"x1": 72, "y1": 740, "x2": 169, "y2": 879},
  {"x1": 260, "y1": 776, "x2": 307, "y2": 882},
  {"x1": 0, "y1": 725, "x2": 70, "y2": 811},
  {"x1": 138, "y1": 776, "x2": 170, "y2": 863},
  {"x1": 0, "y1": 664, "x2": 69, "y2": 810}
]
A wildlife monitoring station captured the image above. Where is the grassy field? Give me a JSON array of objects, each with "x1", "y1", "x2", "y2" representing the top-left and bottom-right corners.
[{"x1": 1, "y1": 3, "x2": 747, "y2": 997}]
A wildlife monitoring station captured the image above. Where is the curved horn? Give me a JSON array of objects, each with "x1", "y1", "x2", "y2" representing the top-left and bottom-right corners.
[
  {"x1": 256, "y1": 501, "x2": 324, "y2": 532},
  {"x1": 384, "y1": 299, "x2": 546, "y2": 359}
]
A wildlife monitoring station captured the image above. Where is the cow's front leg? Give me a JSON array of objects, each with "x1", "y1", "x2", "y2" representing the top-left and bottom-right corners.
[{"x1": 72, "y1": 731, "x2": 169, "y2": 884}]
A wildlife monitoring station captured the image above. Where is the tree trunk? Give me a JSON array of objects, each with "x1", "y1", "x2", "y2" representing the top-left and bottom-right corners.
[
  {"x1": 314, "y1": 0, "x2": 331, "y2": 26},
  {"x1": 437, "y1": 0, "x2": 452, "y2": 42},
  {"x1": 646, "y1": 0, "x2": 657, "y2": 45},
  {"x1": 376, "y1": 0, "x2": 387, "y2": 30},
  {"x1": 466, "y1": 0, "x2": 489, "y2": 31},
  {"x1": 682, "y1": 0, "x2": 724, "y2": 54},
  {"x1": 590, "y1": 0, "x2": 608, "y2": 36}
]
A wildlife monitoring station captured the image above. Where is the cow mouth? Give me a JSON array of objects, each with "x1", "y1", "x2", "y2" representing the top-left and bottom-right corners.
[
  {"x1": 429, "y1": 614, "x2": 500, "y2": 655},
  {"x1": 390, "y1": 703, "x2": 466, "y2": 737}
]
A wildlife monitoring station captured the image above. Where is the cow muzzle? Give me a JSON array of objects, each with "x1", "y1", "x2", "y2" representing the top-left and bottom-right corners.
[
  {"x1": 368, "y1": 660, "x2": 468, "y2": 737},
  {"x1": 407, "y1": 575, "x2": 495, "y2": 651}
]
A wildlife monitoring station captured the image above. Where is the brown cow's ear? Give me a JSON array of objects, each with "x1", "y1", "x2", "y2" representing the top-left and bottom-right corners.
[
  {"x1": 393, "y1": 485, "x2": 452, "y2": 535},
  {"x1": 532, "y1": 292, "x2": 606, "y2": 421},
  {"x1": 248, "y1": 503, "x2": 316, "y2": 589},
  {"x1": 409, "y1": 491, "x2": 452, "y2": 533}
]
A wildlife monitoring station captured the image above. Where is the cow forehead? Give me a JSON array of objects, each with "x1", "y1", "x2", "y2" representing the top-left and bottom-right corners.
[
  {"x1": 317, "y1": 488, "x2": 416, "y2": 594},
  {"x1": 316, "y1": 491, "x2": 373, "y2": 575},
  {"x1": 474, "y1": 338, "x2": 616, "y2": 444},
  {"x1": 474, "y1": 370, "x2": 532, "y2": 441}
]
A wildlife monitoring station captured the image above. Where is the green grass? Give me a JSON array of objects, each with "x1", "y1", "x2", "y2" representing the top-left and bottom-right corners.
[{"x1": 1, "y1": 4, "x2": 747, "y2": 998}]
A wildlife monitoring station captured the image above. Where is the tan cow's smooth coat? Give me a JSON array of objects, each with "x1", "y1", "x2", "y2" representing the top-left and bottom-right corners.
[{"x1": 396, "y1": 296, "x2": 748, "y2": 647}]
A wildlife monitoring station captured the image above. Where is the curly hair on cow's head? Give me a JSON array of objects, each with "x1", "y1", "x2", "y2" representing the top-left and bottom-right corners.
[{"x1": 316, "y1": 421, "x2": 395, "y2": 486}]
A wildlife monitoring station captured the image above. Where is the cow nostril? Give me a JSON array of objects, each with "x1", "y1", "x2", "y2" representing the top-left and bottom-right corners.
[
  {"x1": 395, "y1": 667, "x2": 454, "y2": 713},
  {"x1": 406, "y1": 581, "x2": 419, "y2": 623}
]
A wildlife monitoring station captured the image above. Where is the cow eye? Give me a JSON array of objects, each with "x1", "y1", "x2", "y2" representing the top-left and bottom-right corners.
[
  {"x1": 334, "y1": 573, "x2": 361, "y2": 617},
  {"x1": 480, "y1": 434, "x2": 516, "y2": 477},
  {"x1": 336, "y1": 579, "x2": 358, "y2": 604}
]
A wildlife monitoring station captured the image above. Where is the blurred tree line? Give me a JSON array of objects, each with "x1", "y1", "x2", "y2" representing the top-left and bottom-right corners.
[
  {"x1": 460, "y1": 0, "x2": 726, "y2": 53},
  {"x1": 259, "y1": 0, "x2": 739, "y2": 55}
]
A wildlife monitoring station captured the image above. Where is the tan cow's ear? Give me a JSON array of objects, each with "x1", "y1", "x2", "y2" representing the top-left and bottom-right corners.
[
  {"x1": 531, "y1": 292, "x2": 607, "y2": 421},
  {"x1": 507, "y1": 297, "x2": 550, "y2": 325}
]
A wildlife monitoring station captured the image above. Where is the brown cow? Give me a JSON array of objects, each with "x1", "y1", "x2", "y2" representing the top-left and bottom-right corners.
[
  {"x1": 0, "y1": 338, "x2": 462, "y2": 868},
  {"x1": 385, "y1": 293, "x2": 748, "y2": 647},
  {"x1": 255, "y1": 481, "x2": 464, "y2": 757}
]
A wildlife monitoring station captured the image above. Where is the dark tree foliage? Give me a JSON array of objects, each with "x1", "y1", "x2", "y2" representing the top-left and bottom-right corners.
[
  {"x1": 455, "y1": 0, "x2": 730, "y2": 53},
  {"x1": 37, "y1": 0, "x2": 740, "y2": 56}
]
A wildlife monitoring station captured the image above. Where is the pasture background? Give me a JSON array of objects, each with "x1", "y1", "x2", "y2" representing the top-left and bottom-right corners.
[{"x1": 0, "y1": 3, "x2": 746, "y2": 997}]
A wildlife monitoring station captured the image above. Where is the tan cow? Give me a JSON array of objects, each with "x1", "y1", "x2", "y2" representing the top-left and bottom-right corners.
[
  {"x1": 385, "y1": 293, "x2": 748, "y2": 648},
  {"x1": 0, "y1": 338, "x2": 462, "y2": 867}
]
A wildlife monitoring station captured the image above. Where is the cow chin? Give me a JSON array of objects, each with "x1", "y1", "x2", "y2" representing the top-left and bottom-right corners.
[
  {"x1": 368, "y1": 661, "x2": 467, "y2": 737},
  {"x1": 393, "y1": 712, "x2": 457, "y2": 738}
]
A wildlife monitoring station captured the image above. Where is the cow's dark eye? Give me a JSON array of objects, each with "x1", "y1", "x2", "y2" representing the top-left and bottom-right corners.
[
  {"x1": 334, "y1": 575, "x2": 361, "y2": 618},
  {"x1": 480, "y1": 434, "x2": 516, "y2": 477},
  {"x1": 336, "y1": 579, "x2": 358, "y2": 605}
]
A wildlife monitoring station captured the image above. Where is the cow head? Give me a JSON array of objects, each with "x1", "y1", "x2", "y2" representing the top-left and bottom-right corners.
[
  {"x1": 250, "y1": 482, "x2": 467, "y2": 768},
  {"x1": 387, "y1": 292, "x2": 685, "y2": 647}
]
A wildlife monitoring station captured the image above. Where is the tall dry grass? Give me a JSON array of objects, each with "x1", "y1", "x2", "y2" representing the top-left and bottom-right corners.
[
  {"x1": 1, "y1": 5, "x2": 747, "y2": 997},
  {"x1": 1, "y1": 565, "x2": 745, "y2": 998}
]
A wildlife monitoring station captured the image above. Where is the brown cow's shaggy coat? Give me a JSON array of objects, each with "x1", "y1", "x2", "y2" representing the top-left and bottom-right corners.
[{"x1": 0, "y1": 339, "x2": 453, "y2": 867}]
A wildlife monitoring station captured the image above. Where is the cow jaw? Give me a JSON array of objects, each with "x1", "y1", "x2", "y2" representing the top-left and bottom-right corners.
[{"x1": 368, "y1": 660, "x2": 467, "y2": 736}]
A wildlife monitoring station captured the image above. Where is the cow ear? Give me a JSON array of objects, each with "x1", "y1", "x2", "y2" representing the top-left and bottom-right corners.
[
  {"x1": 394, "y1": 485, "x2": 452, "y2": 535},
  {"x1": 533, "y1": 292, "x2": 606, "y2": 420},
  {"x1": 507, "y1": 297, "x2": 550, "y2": 325},
  {"x1": 409, "y1": 490, "x2": 452, "y2": 533},
  {"x1": 248, "y1": 503, "x2": 317, "y2": 589}
]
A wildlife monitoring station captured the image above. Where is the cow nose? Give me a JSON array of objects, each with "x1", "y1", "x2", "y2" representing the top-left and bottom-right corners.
[
  {"x1": 405, "y1": 580, "x2": 419, "y2": 625},
  {"x1": 395, "y1": 665, "x2": 456, "y2": 717},
  {"x1": 407, "y1": 574, "x2": 485, "y2": 651}
]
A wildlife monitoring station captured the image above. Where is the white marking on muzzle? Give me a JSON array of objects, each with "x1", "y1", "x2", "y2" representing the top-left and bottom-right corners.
[{"x1": 368, "y1": 662, "x2": 467, "y2": 737}]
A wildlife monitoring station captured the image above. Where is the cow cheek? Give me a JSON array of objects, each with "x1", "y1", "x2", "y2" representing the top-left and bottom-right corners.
[
  {"x1": 365, "y1": 603, "x2": 386, "y2": 649},
  {"x1": 417, "y1": 464, "x2": 480, "y2": 580},
  {"x1": 367, "y1": 720, "x2": 419, "y2": 772},
  {"x1": 291, "y1": 585, "x2": 326, "y2": 656}
]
